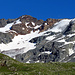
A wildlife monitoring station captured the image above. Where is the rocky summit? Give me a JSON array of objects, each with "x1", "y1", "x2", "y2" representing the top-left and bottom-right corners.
[{"x1": 0, "y1": 15, "x2": 75, "y2": 63}]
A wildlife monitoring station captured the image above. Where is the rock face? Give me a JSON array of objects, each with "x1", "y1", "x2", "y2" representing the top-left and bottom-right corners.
[
  {"x1": 10, "y1": 15, "x2": 61, "y2": 35},
  {"x1": 0, "y1": 18, "x2": 16, "y2": 27},
  {"x1": 0, "y1": 32, "x2": 13, "y2": 44},
  {"x1": 10, "y1": 23, "x2": 29, "y2": 35},
  {"x1": 0, "y1": 19, "x2": 7, "y2": 27},
  {"x1": 0, "y1": 15, "x2": 75, "y2": 63},
  {"x1": 40, "y1": 18, "x2": 61, "y2": 32}
]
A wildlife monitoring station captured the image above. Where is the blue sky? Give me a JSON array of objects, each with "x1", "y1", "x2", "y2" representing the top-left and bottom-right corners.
[{"x1": 0, "y1": 0, "x2": 75, "y2": 20}]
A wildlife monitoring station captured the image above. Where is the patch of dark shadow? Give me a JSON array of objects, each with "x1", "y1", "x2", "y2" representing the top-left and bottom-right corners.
[
  {"x1": 63, "y1": 22, "x2": 72, "y2": 35},
  {"x1": 29, "y1": 36, "x2": 46, "y2": 43},
  {"x1": 21, "y1": 57, "x2": 24, "y2": 61}
]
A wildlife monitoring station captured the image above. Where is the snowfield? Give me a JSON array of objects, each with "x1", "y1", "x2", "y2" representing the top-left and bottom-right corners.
[{"x1": 49, "y1": 19, "x2": 71, "y2": 32}]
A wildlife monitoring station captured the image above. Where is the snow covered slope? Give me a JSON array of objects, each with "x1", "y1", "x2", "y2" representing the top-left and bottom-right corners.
[
  {"x1": 49, "y1": 19, "x2": 71, "y2": 32},
  {"x1": 0, "y1": 19, "x2": 72, "y2": 52},
  {"x1": 0, "y1": 19, "x2": 21, "y2": 33}
]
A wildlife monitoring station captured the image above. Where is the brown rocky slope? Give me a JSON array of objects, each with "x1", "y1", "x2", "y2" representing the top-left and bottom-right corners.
[{"x1": 10, "y1": 15, "x2": 62, "y2": 35}]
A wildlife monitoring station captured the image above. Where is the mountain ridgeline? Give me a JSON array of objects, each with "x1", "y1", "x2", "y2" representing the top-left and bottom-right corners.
[{"x1": 0, "y1": 15, "x2": 75, "y2": 63}]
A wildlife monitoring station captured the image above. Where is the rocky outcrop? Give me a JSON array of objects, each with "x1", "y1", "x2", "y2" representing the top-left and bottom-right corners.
[
  {"x1": 10, "y1": 15, "x2": 61, "y2": 35},
  {"x1": 40, "y1": 18, "x2": 61, "y2": 32},
  {"x1": 0, "y1": 19, "x2": 7, "y2": 27},
  {"x1": 7, "y1": 19, "x2": 17, "y2": 24},
  {"x1": 10, "y1": 23, "x2": 29, "y2": 35},
  {"x1": 19, "y1": 15, "x2": 38, "y2": 23},
  {"x1": 29, "y1": 36, "x2": 46, "y2": 43},
  {"x1": 0, "y1": 32, "x2": 14, "y2": 44},
  {"x1": 63, "y1": 19, "x2": 75, "y2": 34},
  {"x1": 0, "y1": 18, "x2": 16, "y2": 27},
  {"x1": 16, "y1": 41, "x2": 63, "y2": 63},
  {"x1": 38, "y1": 18, "x2": 61, "y2": 32}
]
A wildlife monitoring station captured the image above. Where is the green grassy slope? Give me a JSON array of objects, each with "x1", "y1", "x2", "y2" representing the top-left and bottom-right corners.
[{"x1": 0, "y1": 53, "x2": 75, "y2": 75}]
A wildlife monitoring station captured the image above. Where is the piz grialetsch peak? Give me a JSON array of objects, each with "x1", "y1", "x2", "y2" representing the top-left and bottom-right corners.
[{"x1": 0, "y1": 15, "x2": 75, "y2": 63}]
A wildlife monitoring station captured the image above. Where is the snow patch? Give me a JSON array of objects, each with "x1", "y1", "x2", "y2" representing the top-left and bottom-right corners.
[
  {"x1": 35, "y1": 60, "x2": 40, "y2": 63},
  {"x1": 67, "y1": 33, "x2": 75, "y2": 37},
  {"x1": 49, "y1": 19, "x2": 71, "y2": 32},
  {"x1": 45, "y1": 23, "x2": 47, "y2": 25},
  {"x1": 39, "y1": 51, "x2": 52, "y2": 56},
  {"x1": 22, "y1": 15, "x2": 25, "y2": 18},
  {"x1": 0, "y1": 36, "x2": 36, "y2": 53},
  {"x1": 25, "y1": 22, "x2": 35, "y2": 28},
  {"x1": 46, "y1": 35, "x2": 55, "y2": 41},
  {"x1": 25, "y1": 22, "x2": 30, "y2": 28},
  {"x1": 31, "y1": 22, "x2": 35, "y2": 26},
  {"x1": 34, "y1": 25, "x2": 41, "y2": 29},
  {"x1": 0, "y1": 23, "x2": 14, "y2": 33},
  {"x1": 73, "y1": 56, "x2": 75, "y2": 58},
  {"x1": 22, "y1": 28, "x2": 25, "y2": 30},
  {"x1": 71, "y1": 18, "x2": 75, "y2": 23},
  {"x1": 57, "y1": 39, "x2": 65, "y2": 42},
  {"x1": 0, "y1": 19, "x2": 22, "y2": 33},
  {"x1": 15, "y1": 19, "x2": 22, "y2": 24},
  {"x1": 26, "y1": 59, "x2": 31, "y2": 63},
  {"x1": 55, "y1": 35, "x2": 65, "y2": 41},
  {"x1": 69, "y1": 48, "x2": 74, "y2": 56}
]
